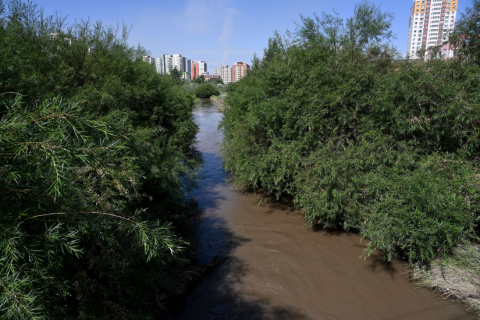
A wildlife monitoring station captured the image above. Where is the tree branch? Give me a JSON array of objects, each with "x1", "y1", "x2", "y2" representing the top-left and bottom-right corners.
[
  {"x1": 26, "y1": 211, "x2": 139, "y2": 225},
  {"x1": 0, "y1": 92, "x2": 28, "y2": 97}
]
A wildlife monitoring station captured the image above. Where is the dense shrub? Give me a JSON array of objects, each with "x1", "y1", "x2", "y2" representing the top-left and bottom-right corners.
[
  {"x1": 194, "y1": 82, "x2": 221, "y2": 98},
  {"x1": 221, "y1": 0, "x2": 480, "y2": 265},
  {"x1": 0, "y1": 0, "x2": 199, "y2": 318}
]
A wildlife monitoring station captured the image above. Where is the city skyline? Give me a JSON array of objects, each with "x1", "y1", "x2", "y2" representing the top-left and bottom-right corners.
[
  {"x1": 144, "y1": 54, "x2": 250, "y2": 83},
  {"x1": 34, "y1": 0, "x2": 471, "y2": 68}
]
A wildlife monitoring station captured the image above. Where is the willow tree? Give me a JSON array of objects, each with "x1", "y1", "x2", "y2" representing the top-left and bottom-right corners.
[{"x1": 0, "y1": 0, "x2": 199, "y2": 318}]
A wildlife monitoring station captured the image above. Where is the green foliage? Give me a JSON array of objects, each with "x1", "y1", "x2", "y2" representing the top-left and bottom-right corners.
[
  {"x1": 450, "y1": 0, "x2": 480, "y2": 65},
  {"x1": 182, "y1": 82, "x2": 200, "y2": 93},
  {"x1": 193, "y1": 75, "x2": 206, "y2": 83},
  {"x1": 295, "y1": 0, "x2": 396, "y2": 56},
  {"x1": 169, "y1": 67, "x2": 183, "y2": 85},
  {"x1": 221, "y1": 1, "x2": 480, "y2": 266},
  {"x1": 0, "y1": 1, "x2": 199, "y2": 319},
  {"x1": 194, "y1": 82, "x2": 221, "y2": 98},
  {"x1": 363, "y1": 155, "x2": 479, "y2": 263}
]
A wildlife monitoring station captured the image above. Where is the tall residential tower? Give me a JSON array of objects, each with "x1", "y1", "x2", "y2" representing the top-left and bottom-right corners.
[
  {"x1": 214, "y1": 65, "x2": 232, "y2": 84},
  {"x1": 156, "y1": 54, "x2": 191, "y2": 78},
  {"x1": 191, "y1": 60, "x2": 207, "y2": 80},
  {"x1": 406, "y1": 0, "x2": 458, "y2": 59},
  {"x1": 232, "y1": 62, "x2": 249, "y2": 83}
]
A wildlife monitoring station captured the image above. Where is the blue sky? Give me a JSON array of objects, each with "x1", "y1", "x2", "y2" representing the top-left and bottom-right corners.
[{"x1": 35, "y1": 0, "x2": 471, "y2": 70}]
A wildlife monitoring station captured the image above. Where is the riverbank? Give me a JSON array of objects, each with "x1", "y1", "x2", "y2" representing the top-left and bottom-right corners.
[
  {"x1": 211, "y1": 94, "x2": 228, "y2": 112},
  {"x1": 413, "y1": 245, "x2": 480, "y2": 316},
  {"x1": 219, "y1": 4, "x2": 480, "y2": 319},
  {"x1": 165, "y1": 99, "x2": 475, "y2": 320}
]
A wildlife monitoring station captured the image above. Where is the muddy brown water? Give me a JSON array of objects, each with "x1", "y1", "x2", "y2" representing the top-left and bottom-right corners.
[{"x1": 167, "y1": 99, "x2": 475, "y2": 320}]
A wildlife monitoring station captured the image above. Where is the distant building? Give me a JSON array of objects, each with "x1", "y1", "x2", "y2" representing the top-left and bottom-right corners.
[
  {"x1": 181, "y1": 72, "x2": 191, "y2": 82},
  {"x1": 440, "y1": 41, "x2": 455, "y2": 59},
  {"x1": 49, "y1": 32, "x2": 78, "y2": 46},
  {"x1": 185, "y1": 58, "x2": 192, "y2": 74},
  {"x1": 156, "y1": 55, "x2": 172, "y2": 74},
  {"x1": 143, "y1": 55, "x2": 155, "y2": 67},
  {"x1": 172, "y1": 54, "x2": 185, "y2": 72},
  {"x1": 49, "y1": 32, "x2": 60, "y2": 40},
  {"x1": 191, "y1": 60, "x2": 207, "y2": 80},
  {"x1": 214, "y1": 65, "x2": 232, "y2": 84},
  {"x1": 426, "y1": 40, "x2": 456, "y2": 60},
  {"x1": 157, "y1": 54, "x2": 189, "y2": 75},
  {"x1": 406, "y1": 0, "x2": 459, "y2": 59},
  {"x1": 232, "y1": 62, "x2": 249, "y2": 83},
  {"x1": 203, "y1": 75, "x2": 222, "y2": 82}
]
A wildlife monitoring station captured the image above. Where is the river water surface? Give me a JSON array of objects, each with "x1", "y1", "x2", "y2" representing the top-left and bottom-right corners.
[{"x1": 168, "y1": 99, "x2": 474, "y2": 320}]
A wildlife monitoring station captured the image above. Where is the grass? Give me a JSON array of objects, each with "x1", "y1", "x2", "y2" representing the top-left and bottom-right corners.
[
  {"x1": 412, "y1": 244, "x2": 480, "y2": 316},
  {"x1": 211, "y1": 94, "x2": 229, "y2": 112}
]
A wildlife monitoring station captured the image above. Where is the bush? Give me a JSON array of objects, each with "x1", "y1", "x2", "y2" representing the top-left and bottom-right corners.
[
  {"x1": 194, "y1": 82, "x2": 221, "y2": 98},
  {"x1": 0, "y1": 0, "x2": 199, "y2": 318},
  {"x1": 221, "y1": 0, "x2": 480, "y2": 265}
]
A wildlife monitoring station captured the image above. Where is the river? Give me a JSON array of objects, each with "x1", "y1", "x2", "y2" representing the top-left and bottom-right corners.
[{"x1": 167, "y1": 99, "x2": 474, "y2": 320}]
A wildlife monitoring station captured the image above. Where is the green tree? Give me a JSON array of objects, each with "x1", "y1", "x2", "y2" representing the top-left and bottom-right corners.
[
  {"x1": 294, "y1": 0, "x2": 397, "y2": 59},
  {"x1": 0, "y1": 95, "x2": 187, "y2": 319},
  {"x1": 194, "y1": 82, "x2": 220, "y2": 98},
  {"x1": 221, "y1": 0, "x2": 480, "y2": 266},
  {"x1": 0, "y1": 0, "x2": 200, "y2": 318},
  {"x1": 170, "y1": 67, "x2": 183, "y2": 85},
  {"x1": 450, "y1": 0, "x2": 480, "y2": 65},
  {"x1": 193, "y1": 75, "x2": 206, "y2": 83}
]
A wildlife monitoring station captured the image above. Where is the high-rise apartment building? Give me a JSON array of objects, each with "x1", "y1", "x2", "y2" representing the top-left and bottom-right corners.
[
  {"x1": 232, "y1": 62, "x2": 249, "y2": 83},
  {"x1": 157, "y1": 54, "x2": 191, "y2": 77},
  {"x1": 214, "y1": 65, "x2": 232, "y2": 84},
  {"x1": 181, "y1": 72, "x2": 191, "y2": 82},
  {"x1": 191, "y1": 60, "x2": 207, "y2": 80},
  {"x1": 172, "y1": 54, "x2": 185, "y2": 72},
  {"x1": 185, "y1": 58, "x2": 192, "y2": 74},
  {"x1": 156, "y1": 55, "x2": 172, "y2": 74},
  {"x1": 406, "y1": 0, "x2": 458, "y2": 59}
]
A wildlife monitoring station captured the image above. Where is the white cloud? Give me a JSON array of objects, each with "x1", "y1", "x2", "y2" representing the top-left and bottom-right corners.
[
  {"x1": 219, "y1": 10, "x2": 235, "y2": 43},
  {"x1": 218, "y1": 3, "x2": 236, "y2": 64},
  {"x1": 221, "y1": 45, "x2": 229, "y2": 64}
]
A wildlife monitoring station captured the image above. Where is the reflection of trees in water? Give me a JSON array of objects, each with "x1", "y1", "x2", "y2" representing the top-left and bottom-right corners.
[
  {"x1": 166, "y1": 205, "x2": 308, "y2": 320},
  {"x1": 165, "y1": 104, "x2": 309, "y2": 319},
  {"x1": 173, "y1": 255, "x2": 309, "y2": 320},
  {"x1": 166, "y1": 150, "x2": 309, "y2": 319}
]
